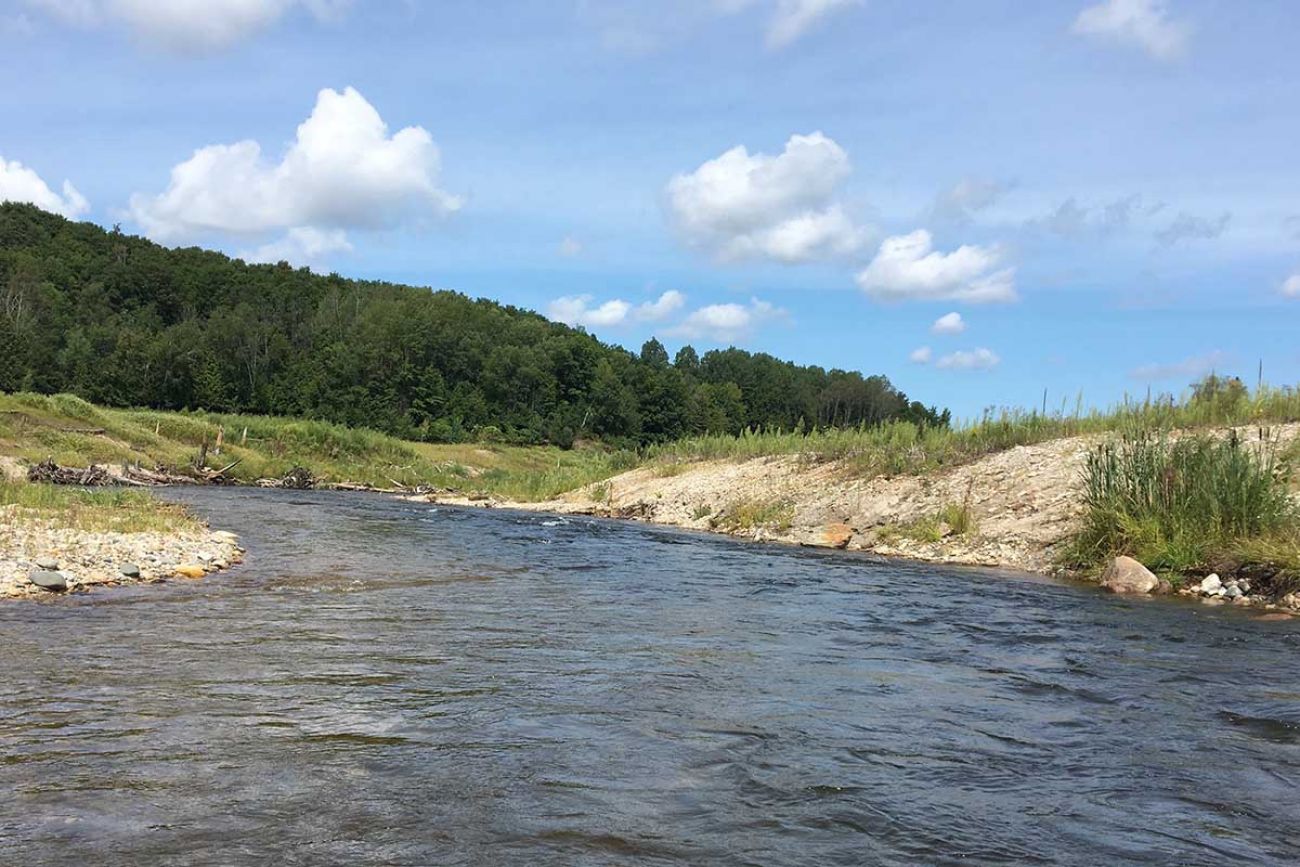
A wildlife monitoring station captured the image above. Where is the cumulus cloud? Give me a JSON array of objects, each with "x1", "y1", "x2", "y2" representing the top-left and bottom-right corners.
[
  {"x1": 1071, "y1": 0, "x2": 1190, "y2": 61},
  {"x1": 766, "y1": 0, "x2": 859, "y2": 48},
  {"x1": 241, "y1": 226, "x2": 352, "y2": 267},
  {"x1": 1281, "y1": 274, "x2": 1300, "y2": 299},
  {"x1": 129, "y1": 87, "x2": 459, "y2": 259},
  {"x1": 935, "y1": 348, "x2": 1000, "y2": 371},
  {"x1": 909, "y1": 346, "x2": 932, "y2": 365},
  {"x1": 0, "y1": 155, "x2": 89, "y2": 218},
  {"x1": 545, "y1": 290, "x2": 688, "y2": 330},
  {"x1": 636, "y1": 289, "x2": 687, "y2": 322},
  {"x1": 666, "y1": 131, "x2": 870, "y2": 264},
  {"x1": 1154, "y1": 211, "x2": 1230, "y2": 246},
  {"x1": 547, "y1": 295, "x2": 633, "y2": 329},
  {"x1": 24, "y1": 0, "x2": 350, "y2": 50},
  {"x1": 557, "y1": 236, "x2": 583, "y2": 257},
  {"x1": 1130, "y1": 350, "x2": 1227, "y2": 381},
  {"x1": 856, "y1": 230, "x2": 1017, "y2": 304},
  {"x1": 930, "y1": 311, "x2": 966, "y2": 335},
  {"x1": 669, "y1": 297, "x2": 787, "y2": 342}
]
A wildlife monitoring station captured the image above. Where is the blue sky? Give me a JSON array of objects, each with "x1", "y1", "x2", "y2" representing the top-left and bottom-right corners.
[{"x1": 2, "y1": 0, "x2": 1298, "y2": 418}]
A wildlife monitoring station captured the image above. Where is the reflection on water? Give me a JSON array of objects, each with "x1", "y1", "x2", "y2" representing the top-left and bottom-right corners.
[{"x1": 2, "y1": 488, "x2": 1299, "y2": 865}]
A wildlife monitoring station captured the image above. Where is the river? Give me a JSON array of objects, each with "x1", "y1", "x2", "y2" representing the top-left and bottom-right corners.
[{"x1": 2, "y1": 488, "x2": 1299, "y2": 865}]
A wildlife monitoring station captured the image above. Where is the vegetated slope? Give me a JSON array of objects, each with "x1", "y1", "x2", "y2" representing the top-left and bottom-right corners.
[{"x1": 0, "y1": 203, "x2": 945, "y2": 447}]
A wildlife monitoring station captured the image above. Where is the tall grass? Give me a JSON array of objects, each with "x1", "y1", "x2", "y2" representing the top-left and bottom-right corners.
[
  {"x1": 1062, "y1": 430, "x2": 1300, "y2": 582},
  {"x1": 646, "y1": 385, "x2": 1300, "y2": 480}
]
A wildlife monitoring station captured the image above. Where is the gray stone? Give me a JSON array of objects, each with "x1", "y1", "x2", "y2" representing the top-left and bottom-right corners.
[
  {"x1": 1100, "y1": 556, "x2": 1160, "y2": 594},
  {"x1": 28, "y1": 571, "x2": 68, "y2": 592},
  {"x1": 1199, "y1": 574, "x2": 1223, "y2": 595},
  {"x1": 35, "y1": 557, "x2": 59, "y2": 571},
  {"x1": 119, "y1": 563, "x2": 141, "y2": 579},
  {"x1": 1225, "y1": 585, "x2": 1243, "y2": 599},
  {"x1": 1238, "y1": 580, "x2": 1251, "y2": 594}
]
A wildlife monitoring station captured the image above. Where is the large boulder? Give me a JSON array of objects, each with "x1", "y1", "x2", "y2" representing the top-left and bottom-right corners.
[
  {"x1": 1100, "y1": 556, "x2": 1159, "y2": 594},
  {"x1": 28, "y1": 571, "x2": 68, "y2": 592}
]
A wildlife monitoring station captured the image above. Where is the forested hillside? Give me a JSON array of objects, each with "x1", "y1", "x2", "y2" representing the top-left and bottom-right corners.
[{"x1": 0, "y1": 204, "x2": 947, "y2": 446}]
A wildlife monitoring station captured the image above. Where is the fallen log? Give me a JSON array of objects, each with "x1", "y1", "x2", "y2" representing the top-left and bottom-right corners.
[{"x1": 27, "y1": 460, "x2": 114, "y2": 487}]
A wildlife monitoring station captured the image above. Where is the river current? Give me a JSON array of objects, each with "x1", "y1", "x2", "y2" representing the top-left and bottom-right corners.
[{"x1": 2, "y1": 488, "x2": 1299, "y2": 865}]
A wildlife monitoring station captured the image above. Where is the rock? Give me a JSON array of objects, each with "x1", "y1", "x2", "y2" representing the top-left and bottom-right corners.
[
  {"x1": 1155, "y1": 578, "x2": 1174, "y2": 595},
  {"x1": 28, "y1": 571, "x2": 68, "y2": 592},
  {"x1": 1199, "y1": 574, "x2": 1223, "y2": 596},
  {"x1": 119, "y1": 563, "x2": 141, "y2": 579},
  {"x1": 35, "y1": 557, "x2": 59, "y2": 571},
  {"x1": 1100, "y1": 556, "x2": 1160, "y2": 594},
  {"x1": 1224, "y1": 585, "x2": 1243, "y2": 600},
  {"x1": 174, "y1": 564, "x2": 207, "y2": 579},
  {"x1": 822, "y1": 523, "x2": 853, "y2": 550},
  {"x1": 1232, "y1": 596, "x2": 1251, "y2": 606},
  {"x1": 1238, "y1": 580, "x2": 1251, "y2": 594}
]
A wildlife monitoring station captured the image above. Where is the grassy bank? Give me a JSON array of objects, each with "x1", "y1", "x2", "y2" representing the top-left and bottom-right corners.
[
  {"x1": 1061, "y1": 430, "x2": 1300, "y2": 594},
  {"x1": 0, "y1": 391, "x2": 634, "y2": 501},
  {"x1": 0, "y1": 479, "x2": 202, "y2": 534}
]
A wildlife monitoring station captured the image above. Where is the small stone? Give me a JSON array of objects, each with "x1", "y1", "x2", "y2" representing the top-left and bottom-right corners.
[
  {"x1": 1232, "y1": 596, "x2": 1251, "y2": 606},
  {"x1": 174, "y1": 565, "x2": 207, "y2": 579},
  {"x1": 1155, "y1": 578, "x2": 1174, "y2": 595},
  {"x1": 29, "y1": 571, "x2": 68, "y2": 592},
  {"x1": 119, "y1": 564, "x2": 141, "y2": 579},
  {"x1": 1238, "y1": 580, "x2": 1251, "y2": 594},
  {"x1": 196, "y1": 552, "x2": 214, "y2": 563},
  {"x1": 1100, "y1": 556, "x2": 1160, "y2": 594},
  {"x1": 35, "y1": 557, "x2": 59, "y2": 571},
  {"x1": 1199, "y1": 574, "x2": 1222, "y2": 595},
  {"x1": 1224, "y1": 585, "x2": 1243, "y2": 600}
]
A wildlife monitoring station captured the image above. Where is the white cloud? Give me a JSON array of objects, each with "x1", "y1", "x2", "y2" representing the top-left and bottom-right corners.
[
  {"x1": 930, "y1": 311, "x2": 966, "y2": 335},
  {"x1": 25, "y1": 0, "x2": 350, "y2": 50},
  {"x1": 666, "y1": 131, "x2": 869, "y2": 264},
  {"x1": 935, "y1": 348, "x2": 1000, "y2": 371},
  {"x1": 1071, "y1": 0, "x2": 1190, "y2": 61},
  {"x1": 241, "y1": 226, "x2": 352, "y2": 267},
  {"x1": 856, "y1": 230, "x2": 1017, "y2": 304},
  {"x1": 557, "y1": 236, "x2": 583, "y2": 257},
  {"x1": 1130, "y1": 350, "x2": 1227, "y2": 381},
  {"x1": 909, "y1": 346, "x2": 932, "y2": 364},
  {"x1": 1280, "y1": 274, "x2": 1300, "y2": 299},
  {"x1": 669, "y1": 297, "x2": 787, "y2": 342},
  {"x1": 547, "y1": 295, "x2": 633, "y2": 329},
  {"x1": 766, "y1": 0, "x2": 858, "y2": 48},
  {"x1": 636, "y1": 290, "x2": 687, "y2": 322},
  {"x1": 129, "y1": 87, "x2": 459, "y2": 260},
  {"x1": 0, "y1": 155, "x2": 89, "y2": 218}
]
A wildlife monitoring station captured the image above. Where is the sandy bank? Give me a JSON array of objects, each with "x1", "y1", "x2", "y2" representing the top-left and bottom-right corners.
[{"x1": 421, "y1": 424, "x2": 1300, "y2": 583}]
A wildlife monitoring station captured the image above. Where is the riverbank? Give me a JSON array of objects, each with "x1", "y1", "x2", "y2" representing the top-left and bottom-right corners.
[
  {"x1": 0, "y1": 477, "x2": 244, "y2": 599},
  {"x1": 419, "y1": 422, "x2": 1300, "y2": 613}
]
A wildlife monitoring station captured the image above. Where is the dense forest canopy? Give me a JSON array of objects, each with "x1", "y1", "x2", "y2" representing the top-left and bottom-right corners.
[{"x1": 0, "y1": 204, "x2": 949, "y2": 446}]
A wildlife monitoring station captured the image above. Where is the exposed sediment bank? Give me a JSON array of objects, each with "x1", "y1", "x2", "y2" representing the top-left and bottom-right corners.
[{"x1": 1, "y1": 511, "x2": 244, "y2": 600}]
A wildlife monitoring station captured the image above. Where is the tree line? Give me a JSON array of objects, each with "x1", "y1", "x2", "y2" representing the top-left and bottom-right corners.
[{"x1": 0, "y1": 203, "x2": 949, "y2": 446}]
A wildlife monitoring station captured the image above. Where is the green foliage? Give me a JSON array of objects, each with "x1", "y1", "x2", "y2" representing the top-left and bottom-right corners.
[
  {"x1": 0, "y1": 203, "x2": 939, "y2": 448},
  {"x1": 1063, "y1": 430, "x2": 1300, "y2": 583},
  {"x1": 712, "y1": 498, "x2": 795, "y2": 533}
]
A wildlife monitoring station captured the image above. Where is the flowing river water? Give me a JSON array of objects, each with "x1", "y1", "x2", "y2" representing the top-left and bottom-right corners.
[{"x1": 2, "y1": 488, "x2": 1300, "y2": 865}]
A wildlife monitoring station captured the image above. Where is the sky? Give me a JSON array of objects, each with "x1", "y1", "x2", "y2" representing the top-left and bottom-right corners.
[{"x1": 2, "y1": 0, "x2": 1299, "y2": 418}]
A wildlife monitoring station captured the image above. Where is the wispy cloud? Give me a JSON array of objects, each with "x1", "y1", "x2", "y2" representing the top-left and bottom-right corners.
[
  {"x1": 1071, "y1": 0, "x2": 1191, "y2": 61},
  {"x1": 935, "y1": 348, "x2": 1000, "y2": 371},
  {"x1": 1129, "y1": 350, "x2": 1228, "y2": 381}
]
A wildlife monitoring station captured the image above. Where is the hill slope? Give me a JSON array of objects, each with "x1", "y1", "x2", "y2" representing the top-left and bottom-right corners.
[{"x1": 0, "y1": 203, "x2": 944, "y2": 447}]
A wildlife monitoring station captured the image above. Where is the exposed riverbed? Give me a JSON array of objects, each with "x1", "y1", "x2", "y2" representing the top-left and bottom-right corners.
[{"x1": 2, "y1": 488, "x2": 1299, "y2": 865}]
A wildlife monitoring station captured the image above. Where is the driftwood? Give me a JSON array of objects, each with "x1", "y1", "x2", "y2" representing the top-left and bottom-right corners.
[
  {"x1": 28, "y1": 460, "x2": 114, "y2": 486},
  {"x1": 254, "y1": 466, "x2": 316, "y2": 490}
]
